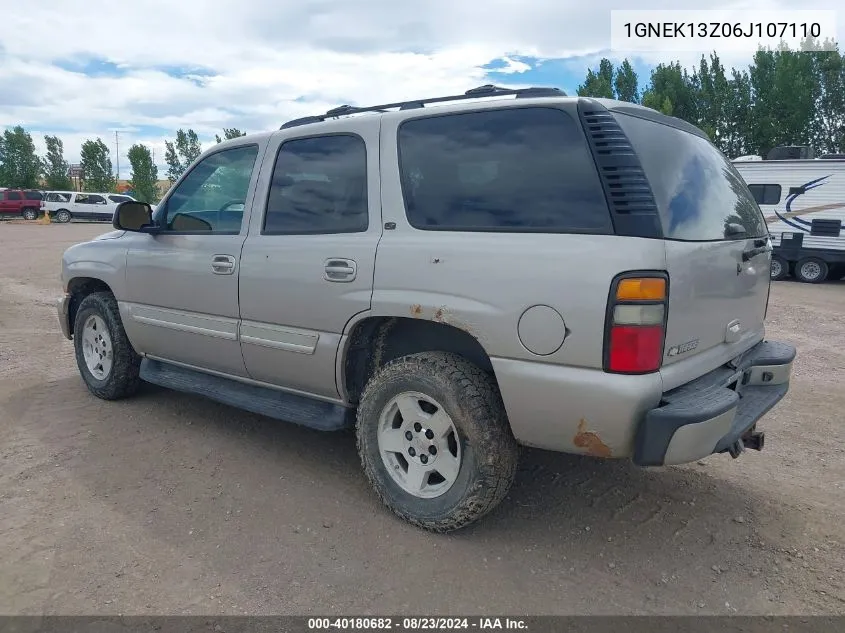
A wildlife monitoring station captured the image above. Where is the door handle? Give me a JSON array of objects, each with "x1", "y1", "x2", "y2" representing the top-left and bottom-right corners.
[
  {"x1": 324, "y1": 258, "x2": 357, "y2": 282},
  {"x1": 211, "y1": 254, "x2": 236, "y2": 274}
]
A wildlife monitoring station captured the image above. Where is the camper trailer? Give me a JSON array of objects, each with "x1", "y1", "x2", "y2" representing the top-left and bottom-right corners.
[{"x1": 733, "y1": 146, "x2": 845, "y2": 283}]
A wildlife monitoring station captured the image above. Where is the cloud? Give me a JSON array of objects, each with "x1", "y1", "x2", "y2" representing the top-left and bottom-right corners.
[{"x1": 1, "y1": 0, "x2": 843, "y2": 173}]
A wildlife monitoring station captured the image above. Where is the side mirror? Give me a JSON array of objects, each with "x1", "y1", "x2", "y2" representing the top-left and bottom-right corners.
[{"x1": 114, "y1": 201, "x2": 156, "y2": 232}]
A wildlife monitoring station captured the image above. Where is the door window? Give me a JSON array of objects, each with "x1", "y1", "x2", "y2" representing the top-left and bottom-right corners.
[
  {"x1": 159, "y1": 145, "x2": 259, "y2": 233},
  {"x1": 263, "y1": 134, "x2": 368, "y2": 234}
]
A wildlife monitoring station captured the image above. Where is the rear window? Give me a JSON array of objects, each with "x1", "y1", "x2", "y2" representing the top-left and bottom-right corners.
[
  {"x1": 614, "y1": 113, "x2": 767, "y2": 241},
  {"x1": 397, "y1": 107, "x2": 613, "y2": 233},
  {"x1": 747, "y1": 184, "x2": 781, "y2": 205},
  {"x1": 24, "y1": 191, "x2": 43, "y2": 200}
]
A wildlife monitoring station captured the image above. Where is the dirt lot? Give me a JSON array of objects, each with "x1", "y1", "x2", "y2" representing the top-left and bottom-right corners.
[{"x1": 1, "y1": 221, "x2": 843, "y2": 616}]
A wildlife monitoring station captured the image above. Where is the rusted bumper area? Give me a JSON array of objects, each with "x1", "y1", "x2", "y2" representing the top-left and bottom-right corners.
[
  {"x1": 57, "y1": 293, "x2": 72, "y2": 340},
  {"x1": 632, "y1": 340, "x2": 796, "y2": 467}
]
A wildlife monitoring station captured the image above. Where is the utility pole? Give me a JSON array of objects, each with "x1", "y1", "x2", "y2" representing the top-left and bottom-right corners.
[{"x1": 115, "y1": 131, "x2": 120, "y2": 181}]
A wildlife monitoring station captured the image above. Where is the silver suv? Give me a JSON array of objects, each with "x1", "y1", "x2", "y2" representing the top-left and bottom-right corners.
[{"x1": 57, "y1": 85, "x2": 796, "y2": 531}]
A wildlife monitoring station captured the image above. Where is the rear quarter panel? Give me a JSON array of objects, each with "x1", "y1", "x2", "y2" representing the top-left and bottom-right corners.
[{"x1": 371, "y1": 103, "x2": 668, "y2": 457}]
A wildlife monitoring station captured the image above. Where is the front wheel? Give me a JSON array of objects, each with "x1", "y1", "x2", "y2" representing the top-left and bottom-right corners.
[
  {"x1": 21, "y1": 208, "x2": 38, "y2": 221},
  {"x1": 73, "y1": 291, "x2": 141, "y2": 400},
  {"x1": 356, "y1": 351, "x2": 519, "y2": 532},
  {"x1": 795, "y1": 257, "x2": 829, "y2": 284}
]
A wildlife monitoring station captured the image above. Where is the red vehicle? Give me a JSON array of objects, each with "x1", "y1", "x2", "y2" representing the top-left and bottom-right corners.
[{"x1": 0, "y1": 189, "x2": 43, "y2": 220}]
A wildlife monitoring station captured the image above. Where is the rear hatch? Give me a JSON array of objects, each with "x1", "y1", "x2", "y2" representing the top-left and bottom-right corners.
[{"x1": 613, "y1": 110, "x2": 772, "y2": 390}]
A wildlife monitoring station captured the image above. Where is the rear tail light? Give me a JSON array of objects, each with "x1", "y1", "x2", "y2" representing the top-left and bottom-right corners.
[{"x1": 604, "y1": 273, "x2": 668, "y2": 374}]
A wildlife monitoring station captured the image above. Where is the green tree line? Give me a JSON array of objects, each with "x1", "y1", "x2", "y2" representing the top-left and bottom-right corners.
[
  {"x1": 0, "y1": 127, "x2": 247, "y2": 204},
  {"x1": 576, "y1": 38, "x2": 844, "y2": 158}
]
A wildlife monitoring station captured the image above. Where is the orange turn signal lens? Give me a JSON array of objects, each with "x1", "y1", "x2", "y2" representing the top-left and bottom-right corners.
[{"x1": 616, "y1": 277, "x2": 666, "y2": 301}]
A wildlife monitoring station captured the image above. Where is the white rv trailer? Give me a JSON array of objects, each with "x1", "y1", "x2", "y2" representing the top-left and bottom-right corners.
[{"x1": 732, "y1": 150, "x2": 845, "y2": 283}]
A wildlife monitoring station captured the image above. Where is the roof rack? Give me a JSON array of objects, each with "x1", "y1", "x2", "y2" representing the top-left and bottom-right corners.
[{"x1": 280, "y1": 84, "x2": 566, "y2": 129}]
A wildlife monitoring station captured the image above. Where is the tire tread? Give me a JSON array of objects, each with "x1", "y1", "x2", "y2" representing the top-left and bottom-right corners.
[{"x1": 356, "y1": 351, "x2": 518, "y2": 532}]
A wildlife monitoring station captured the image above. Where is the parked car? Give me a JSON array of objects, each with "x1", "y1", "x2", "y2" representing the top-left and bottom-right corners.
[
  {"x1": 42, "y1": 191, "x2": 137, "y2": 223},
  {"x1": 0, "y1": 189, "x2": 43, "y2": 220},
  {"x1": 56, "y1": 84, "x2": 796, "y2": 532}
]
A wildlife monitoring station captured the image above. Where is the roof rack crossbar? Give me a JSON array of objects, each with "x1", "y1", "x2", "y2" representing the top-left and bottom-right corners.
[{"x1": 280, "y1": 84, "x2": 565, "y2": 129}]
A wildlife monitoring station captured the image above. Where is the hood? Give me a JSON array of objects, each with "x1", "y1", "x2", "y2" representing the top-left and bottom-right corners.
[{"x1": 92, "y1": 230, "x2": 126, "y2": 241}]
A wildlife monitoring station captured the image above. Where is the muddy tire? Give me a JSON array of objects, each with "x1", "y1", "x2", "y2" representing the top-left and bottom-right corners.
[
  {"x1": 73, "y1": 291, "x2": 141, "y2": 400},
  {"x1": 356, "y1": 351, "x2": 519, "y2": 532}
]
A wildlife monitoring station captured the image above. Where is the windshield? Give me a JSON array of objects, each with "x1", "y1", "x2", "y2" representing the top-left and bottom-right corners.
[{"x1": 614, "y1": 112, "x2": 767, "y2": 241}]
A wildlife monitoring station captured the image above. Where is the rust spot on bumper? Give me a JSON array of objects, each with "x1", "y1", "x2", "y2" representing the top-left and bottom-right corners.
[{"x1": 574, "y1": 419, "x2": 612, "y2": 458}]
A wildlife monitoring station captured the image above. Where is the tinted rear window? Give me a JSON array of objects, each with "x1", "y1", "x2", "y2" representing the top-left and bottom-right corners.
[
  {"x1": 24, "y1": 191, "x2": 43, "y2": 200},
  {"x1": 615, "y1": 113, "x2": 767, "y2": 241},
  {"x1": 397, "y1": 107, "x2": 613, "y2": 233}
]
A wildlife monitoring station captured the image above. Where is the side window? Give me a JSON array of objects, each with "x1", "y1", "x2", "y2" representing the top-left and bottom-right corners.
[
  {"x1": 162, "y1": 145, "x2": 259, "y2": 233},
  {"x1": 24, "y1": 191, "x2": 42, "y2": 200},
  {"x1": 263, "y1": 134, "x2": 368, "y2": 234},
  {"x1": 7, "y1": 191, "x2": 22, "y2": 201},
  {"x1": 747, "y1": 184, "x2": 781, "y2": 205},
  {"x1": 76, "y1": 194, "x2": 105, "y2": 205},
  {"x1": 108, "y1": 195, "x2": 132, "y2": 203},
  {"x1": 397, "y1": 107, "x2": 613, "y2": 233}
]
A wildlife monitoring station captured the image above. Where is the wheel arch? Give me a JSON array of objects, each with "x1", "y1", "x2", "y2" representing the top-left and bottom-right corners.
[
  {"x1": 66, "y1": 277, "x2": 115, "y2": 336},
  {"x1": 339, "y1": 315, "x2": 496, "y2": 405}
]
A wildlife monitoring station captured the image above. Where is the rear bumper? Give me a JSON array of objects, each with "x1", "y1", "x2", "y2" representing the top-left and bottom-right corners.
[{"x1": 633, "y1": 340, "x2": 796, "y2": 466}]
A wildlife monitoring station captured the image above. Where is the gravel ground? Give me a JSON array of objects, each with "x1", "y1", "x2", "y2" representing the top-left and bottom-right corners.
[{"x1": 1, "y1": 221, "x2": 843, "y2": 616}]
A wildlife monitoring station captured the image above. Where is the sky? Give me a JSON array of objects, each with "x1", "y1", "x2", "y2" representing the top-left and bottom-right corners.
[{"x1": 1, "y1": 0, "x2": 842, "y2": 177}]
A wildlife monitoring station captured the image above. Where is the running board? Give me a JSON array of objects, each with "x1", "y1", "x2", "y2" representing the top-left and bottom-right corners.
[{"x1": 139, "y1": 358, "x2": 354, "y2": 431}]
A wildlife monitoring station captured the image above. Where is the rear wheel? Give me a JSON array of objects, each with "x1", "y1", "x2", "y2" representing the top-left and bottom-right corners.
[
  {"x1": 21, "y1": 208, "x2": 38, "y2": 221},
  {"x1": 795, "y1": 257, "x2": 829, "y2": 284},
  {"x1": 356, "y1": 351, "x2": 519, "y2": 532},
  {"x1": 55, "y1": 209, "x2": 72, "y2": 223},
  {"x1": 770, "y1": 255, "x2": 788, "y2": 281}
]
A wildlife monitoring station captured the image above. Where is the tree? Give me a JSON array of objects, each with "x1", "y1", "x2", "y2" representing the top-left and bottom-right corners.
[
  {"x1": 215, "y1": 128, "x2": 247, "y2": 143},
  {"x1": 641, "y1": 62, "x2": 698, "y2": 123},
  {"x1": 614, "y1": 59, "x2": 639, "y2": 103},
  {"x1": 721, "y1": 68, "x2": 753, "y2": 158},
  {"x1": 748, "y1": 43, "x2": 818, "y2": 156},
  {"x1": 577, "y1": 58, "x2": 615, "y2": 98},
  {"x1": 0, "y1": 126, "x2": 41, "y2": 188},
  {"x1": 808, "y1": 40, "x2": 845, "y2": 154},
  {"x1": 80, "y1": 138, "x2": 115, "y2": 192},
  {"x1": 42, "y1": 135, "x2": 72, "y2": 190},
  {"x1": 164, "y1": 128, "x2": 202, "y2": 183},
  {"x1": 127, "y1": 144, "x2": 159, "y2": 203}
]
